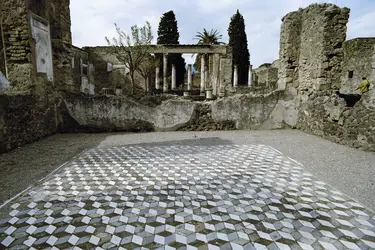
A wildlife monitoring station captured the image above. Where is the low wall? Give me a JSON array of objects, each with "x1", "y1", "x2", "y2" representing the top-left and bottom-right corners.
[
  {"x1": 212, "y1": 91, "x2": 281, "y2": 129},
  {"x1": 0, "y1": 93, "x2": 57, "y2": 153},
  {"x1": 61, "y1": 92, "x2": 284, "y2": 133},
  {"x1": 62, "y1": 93, "x2": 197, "y2": 132},
  {"x1": 297, "y1": 89, "x2": 375, "y2": 151}
]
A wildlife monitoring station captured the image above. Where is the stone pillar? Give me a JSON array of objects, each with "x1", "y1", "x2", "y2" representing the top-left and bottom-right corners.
[
  {"x1": 204, "y1": 64, "x2": 209, "y2": 89},
  {"x1": 187, "y1": 64, "x2": 192, "y2": 91},
  {"x1": 212, "y1": 54, "x2": 220, "y2": 95},
  {"x1": 217, "y1": 57, "x2": 223, "y2": 96},
  {"x1": 233, "y1": 65, "x2": 239, "y2": 88},
  {"x1": 171, "y1": 64, "x2": 176, "y2": 90},
  {"x1": 200, "y1": 55, "x2": 206, "y2": 95},
  {"x1": 163, "y1": 53, "x2": 168, "y2": 93},
  {"x1": 248, "y1": 64, "x2": 253, "y2": 87},
  {"x1": 155, "y1": 67, "x2": 160, "y2": 90}
]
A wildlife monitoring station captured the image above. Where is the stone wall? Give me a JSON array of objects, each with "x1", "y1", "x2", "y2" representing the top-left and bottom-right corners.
[
  {"x1": 277, "y1": 10, "x2": 302, "y2": 91},
  {"x1": 0, "y1": 20, "x2": 6, "y2": 75},
  {"x1": 272, "y1": 3, "x2": 375, "y2": 151},
  {"x1": 178, "y1": 103, "x2": 236, "y2": 131},
  {"x1": 59, "y1": 91, "x2": 282, "y2": 133},
  {"x1": 86, "y1": 47, "x2": 145, "y2": 95},
  {"x1": 61, "y1": 93, "x2": 197, "y2": 132},
  {"x1": 273, "y1": 4, "x2": 350, "y2": 128},
  {"x1": 289, "y1": 5, "x2": 375, "y2": 151},
  {"x1": 1, "y1": 0, "x2": 74, "y2": 91},
  {"x1": 212, "y1": 92, "x2": 281, "y2": 130},
  {"x1": 278, "y1": 4, "x2": 349, "y2": 93},
  {"x1": 2, "y1": 1, "x2": 375, "y2": 154},
  {"x1": 49, "y1": 0, "x2": 79, "y2": 92},
  {"x1": 253, "y1": 60, "x2": 278, "y2": 91},
  {"x1": 297, "y1": 90, "x2": 375, "y2": 151},
  {"x1": 52, "y1": 44, "x2": 89, "y2": 93},
  {"x1": 49, "y1": 0, "x2": 72, "y2": 44},
  {"x1": 0, "y1": 90, "x2": 58, "y2": 153},
  {"x1": 0, "y1": 0, "x2": 75, "y2": 154},
  {"x1": 1, "y1": 0, "x2": 34, "y2": 90},
  {"x1": 340, "y1": 38, "x2": 375, "y2": 94}
]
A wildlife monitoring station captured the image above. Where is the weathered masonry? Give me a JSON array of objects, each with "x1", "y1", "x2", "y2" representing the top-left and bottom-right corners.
[
  {"x1": 0, "y1": 0, "x2": 91, "y2": 93},
  {"x1": 88, "y1": 45, "x2": 235, "y2": 98},
  {"x1": 1, "y1": 2, "x2": 375, "y2": 154}
]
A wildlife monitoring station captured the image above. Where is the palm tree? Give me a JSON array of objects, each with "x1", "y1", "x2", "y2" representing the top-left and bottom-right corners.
[
  {"x1": 195, "y1": 29, "x2": 224, "y2": 45},
  {"x1": 193, "y1": 29, "x2": 225, "y2": 71}
]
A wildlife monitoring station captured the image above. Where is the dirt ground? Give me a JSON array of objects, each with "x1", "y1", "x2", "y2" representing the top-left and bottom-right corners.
[{"x1": 0, "y1": 133, "x2": 108, "y2": 205}]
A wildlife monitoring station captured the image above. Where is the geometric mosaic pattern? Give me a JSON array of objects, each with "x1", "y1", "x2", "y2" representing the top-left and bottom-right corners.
[{"x1": 1, "y1": 144, "x2": 375, "y2": 249}]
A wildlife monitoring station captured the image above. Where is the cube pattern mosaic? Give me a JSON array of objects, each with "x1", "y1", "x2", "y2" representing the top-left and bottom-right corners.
[{"x1": 1, "y1": 144, "x2": 375, "y2": 249}]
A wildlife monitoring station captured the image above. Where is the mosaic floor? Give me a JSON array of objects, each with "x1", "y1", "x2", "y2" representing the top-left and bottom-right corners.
[{"x1": 0, "y1": 144, "x2": 374, "y2": 250}]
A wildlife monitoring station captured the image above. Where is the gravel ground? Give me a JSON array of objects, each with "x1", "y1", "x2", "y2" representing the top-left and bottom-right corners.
[
  {"x1": 0, "y1": 133, "x2": 108, "y2": 205},
  {"x1": 1, "y1": 129, "x2": 374, "y2": 211}
]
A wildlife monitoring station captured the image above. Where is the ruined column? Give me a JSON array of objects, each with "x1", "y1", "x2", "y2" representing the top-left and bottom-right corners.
[
  {"x1": 233, "y1": 65, "x2": 239, "y2": 88},
  {"x1": 204, "y1": 64, "x2": 209, "y2": 90},
  {"x1": 171, "y1": 64, "x2": 176, "y2": 90},
  {"x1": 248, "y1": 64, "x2": 253, "y2": 88},
  {"x1": 217, "y1": 57, "x2": 223, "y2": 96},
  {"x1": 187, "y1": 64, "x2": 193, "y2": 91},
  {"x1": 163, "y1": 53, "x2": 168, "y2": 93},
  {"x1": 212, "y1": 54, "x2": 220, "y2": 95},
  {"x1": 200, "y1": 55, "x2": 206, "y2": 95},
  {"x1": 155, "y1": 67, "x2": 160, "y2": 90}
]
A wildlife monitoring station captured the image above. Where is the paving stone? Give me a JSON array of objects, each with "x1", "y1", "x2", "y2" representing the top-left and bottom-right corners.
[{"x1": 0, "y1": 144, "x2": 374, "y2": 248}]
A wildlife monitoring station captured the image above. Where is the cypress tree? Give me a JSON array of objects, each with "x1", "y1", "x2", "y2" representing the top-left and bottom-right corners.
[
  {"x1": 228, "y1": 10, "x2": 250, "y2": 85},
  {"x1": 157, "y1": 11, "x2": 186, "y2": 87}
]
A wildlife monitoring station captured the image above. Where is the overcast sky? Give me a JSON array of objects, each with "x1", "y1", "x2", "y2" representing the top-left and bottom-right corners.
[{"x1": 70, "y1": 0, "x2": 375, "y2": 68}]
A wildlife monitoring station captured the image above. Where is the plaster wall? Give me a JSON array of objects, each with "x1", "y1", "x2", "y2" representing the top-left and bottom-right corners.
[{"x1": 31, "y1": 16, "x2": 53, "y2": 82}]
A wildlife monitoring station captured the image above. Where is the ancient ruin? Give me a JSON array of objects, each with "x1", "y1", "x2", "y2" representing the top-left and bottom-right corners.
[
  {"x1": 1, "y1": 1, "x2": 375, "y2": 249},
  {"x1": 0, "y1": 0, "x2": 375, "y2": 154}
]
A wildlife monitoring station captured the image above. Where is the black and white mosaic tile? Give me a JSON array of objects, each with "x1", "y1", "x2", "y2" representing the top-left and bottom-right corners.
[{"x1": 0, "y1": 144, "x2": 374, "y2": 249}]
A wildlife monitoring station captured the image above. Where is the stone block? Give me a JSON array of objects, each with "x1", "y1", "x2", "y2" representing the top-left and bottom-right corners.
[
  {"x1": 314, "y1": 78, "x2": 330, "y2": 91},
  {"x1": 321, "y1": 62, "x2": 329, "y2": 69}
]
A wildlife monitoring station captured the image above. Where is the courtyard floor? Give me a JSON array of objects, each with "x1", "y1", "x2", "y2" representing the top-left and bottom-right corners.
[{"x1": 0, "y1": 130, "x2": 374, "y2": 249}]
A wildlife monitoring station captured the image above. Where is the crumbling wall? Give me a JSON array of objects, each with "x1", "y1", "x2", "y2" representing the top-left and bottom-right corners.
[
  {"x1": 219, "y1": 52, "x2": 233, "y2": 95},
  {"x1": 278, "y1": 4, "x2": 349, "y2": 93},
  {"x1": 52, "y1": 44, "x2": 89, "y2": 93},
  {"x1": 178, "y1": 103, "x2": 236, "y2": 131},
  {"x1": 340, "y1": 38, "x2": 375, "y2": 94},
  {"x1": 0, "y1": 0, "x2": 75, "y2": 153},
  {"x1": 212, "y1": 92, "x2": 281, "y2": 130},
  {"x1": 48, "y1": 0, "x2": 79, "y2": 92},
  {"x1": 62, "y1": 93, "x2": 197, "y2": 131},
  {"x1": 0, "y1": 91, "x2": 58, "y2": 153},
  {"x1": 1, "y1": 0, "x2": 34, "y2": 90},
  {"x1": 297, "y1": 90, "x2": 375, "y2": 151},
  {"x1": 274, "y1": 3, "x2": 375, "y2": 151},
  {"x1": 0, "y1": 0, "x2": 74, "y2": 91},
  {"x1": 298, "y1": 6, "x2": 326, "y2": 91},
  {"x1": 253, "y1": 60, "x2": 278, "y2": 91},
  {"x1": 0, "y1": 20, "x2": 6, "y2": 75},
  {"x1": 60, "y1": 91, "x2": 282, "y2": 133},
  {"x1": 278, "y1": 10, "x2": 302, "y2": 92},
  {"x1": 49, "y1": 0, "x2": 72, "y2": 44},
  {"x1": 273, "y1": 4, "x2": 350, "y2": 129},
  {"x1": 86, "y1": 47, "x2": 145, "y2": 95},
  {"x1": 291, "y1": 5, "x2": 375, "y2": 151}
]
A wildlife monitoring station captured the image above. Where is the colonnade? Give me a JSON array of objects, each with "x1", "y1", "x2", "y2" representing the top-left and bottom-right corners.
[{"x1": 154, "y1": 53, "x2": 253, "y2": 95}]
